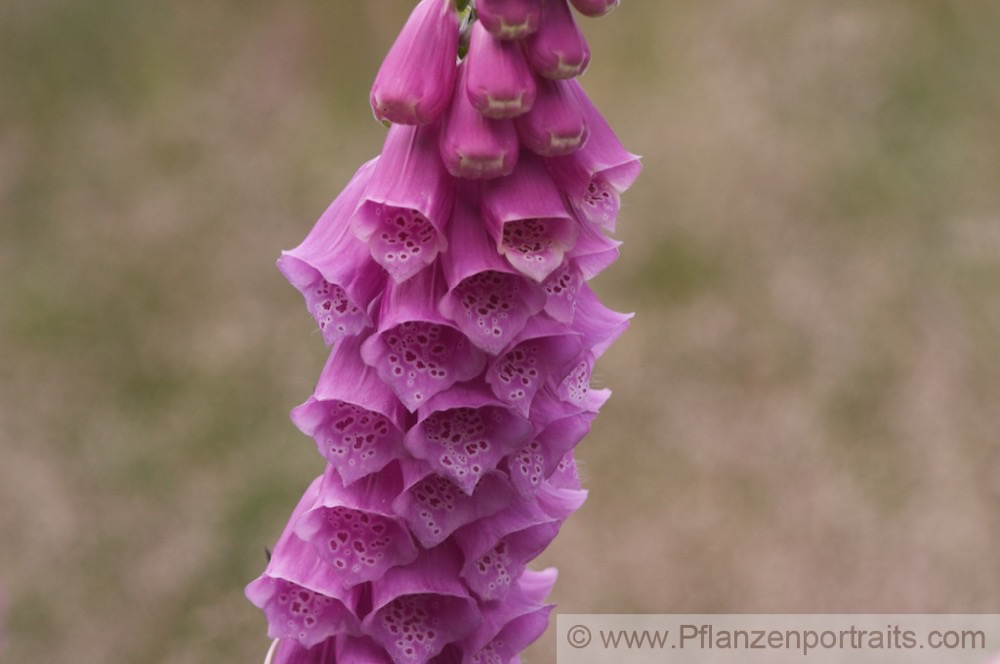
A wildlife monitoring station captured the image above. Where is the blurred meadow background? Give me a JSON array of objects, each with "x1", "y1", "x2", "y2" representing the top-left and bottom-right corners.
[{"x1": 2, "y1": 1, "x2": 999, "y2": 662}]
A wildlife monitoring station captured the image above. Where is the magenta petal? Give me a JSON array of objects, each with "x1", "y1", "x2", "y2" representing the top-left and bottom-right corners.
[
  {"x1": 361, "y1": 268, "x2": 486, "y2": 412},
  {"x1": 370, "y1": 0, "x2": 459, "y2": 125},
  {"x1": 245, "y1": 477, "x2": 362, "y2": 648},
  {"x1": 394, "y1": 468, "x2": 515, "y2": 548},
  {"x1": 568, "y1": 219, "x2": 621, "y2": 279},
  {"x1": 291, "y1": 335, "x2": 407, "y2": 485},
  {"x1": 270, "y1": 637, "x2": 337, "y2": 664},
  {"x1": 463, "y1": 569, "x2": 557, "y2": 663},
  {"x1": 352, "y1": 123, "x2": 453, "y2": 283},
  {"x1": 362, "y1": 546, "x2": 482, "y2": 664},
  {"x1": 525, "y1": 0, "x2": 591, "y2": 79},
  {"x1": 476, "y1": 0, "x2": 541, "y2": 40},
  {"x1": 569, "y1": 0, "x2": 619, "y2": 17},
  {"x1": 571, "y1": 283, "x2": 632, "y2": 357},
  {"x1": 407, "y1": 383, "x2": 533, "y2": 495},
  {"x1": 336, "y1": 636, "x2": 395, "y2": 663},
  {"x1": 293, "y1": 466, "x2": 418, "y2": 588},
  {"x1": 485, "y1": 315, "x2": 583, "y2": 416},
  {"x1": 439, "y1": 193, "x2": 546, "y2": 354},
  {"x1": 481, "y1": 153, "x2": 578, "y2": 282},
  {"x1": 440, "y1": 63, "x2": 520, "y2": 180},
  {"x1": 453, "y1": 499, "x2": 560, "y2": 601},
  {"x1": 465, "y1": 21, "x2": 536, "y2": 119},
  {"x1": 546, "y1": 79, "x2": 641, "y2": 230},
  {"x1": 540, "y1": 261, "x2": 584, "y2": 324},
  {"x1": 515, "y1": 75, "x2": 589, "y2": 156},
  {"x1": 278, "y1": 158, "x2": 385, "y2": 345}
]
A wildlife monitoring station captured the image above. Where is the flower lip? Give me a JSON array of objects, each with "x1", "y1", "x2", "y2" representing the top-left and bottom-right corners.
[
  {"x1": 360, "y1": 268, "x2": 487, "y2": 412},
  {"x1": 475, "y1": 0, "x2": 541, "y2": 40}
]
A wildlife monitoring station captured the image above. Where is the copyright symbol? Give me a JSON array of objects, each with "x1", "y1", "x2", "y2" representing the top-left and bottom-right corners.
[{"x1": 568, "y1": 624, "x2": 592, "y2": 649}]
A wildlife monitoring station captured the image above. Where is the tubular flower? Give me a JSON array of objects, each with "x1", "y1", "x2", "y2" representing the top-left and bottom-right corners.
[{"x1": 248, "y1": 1, "x2": 638, "y2": 662}]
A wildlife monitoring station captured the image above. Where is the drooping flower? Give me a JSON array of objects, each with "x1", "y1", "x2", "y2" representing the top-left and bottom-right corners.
[
  {"x1": 370, "y1": 0, "x2": 460, "y2": 125},
  {"x1": 464, "y1": 20, "x2": 537, "y2": 119},
  {"x1": 249, "y1": 2, "x2": 639, "y2": 662},
  {"x1": 524, "y1": 0, "x2": 591, "y2": 80}
]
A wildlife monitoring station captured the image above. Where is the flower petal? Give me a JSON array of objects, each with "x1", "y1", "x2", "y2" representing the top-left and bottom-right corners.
[
  {"x1": 481, "y1": 153, "x2": 578, "y2": 282},
  {"x1": 465, "y1": 21, "x2": 536, "y2": 119},
  {"x1": 546, "y1": 79, "x2": 641, "y2": 231},
  {"x1": 476, "y1": 0, "x2": 541, "y2": 40},
  {"x1": 362, "y1": 546, "x2": 482, "y2": 664},
  {"x1": 361, "y1": 268, "x2": 486, "y2": 411},
  {"x1": 393, "y1": 467, "x2": 515, "y2": 548},
  {"x1": 525, "y1": 0, "x2": 590, "y2": 79},
  {"x1": 440, "y1": 62, "x2": 520, "y2": 180},
  {"x1": 569, "y1": 0, "x2": 619, "y2": 17},
  {"x1": 291, "y1": 335, "x2": 407, "y2": 485},
  {"x1": 485, "y1": 315, "x2": 583, "y2": 416},
  {"x1": 245, "y1": 477, "x2": 362, "y2": 648},
  {"x1": 293, "y1": 466, "x2": 419, "y2": 588},
  {"x1": 407, "y1": 382, "x2": 533, "y2": 495},
  {"x1": 453, "y1": 498, "x2": 560, "y2": 601},
  {"x1": 462, "y1": 569, "x2": 557, "y2": 663},
  {"x1": 515, "y1": 76, "x2": 589, "y2": 156},
  {"x1": 370, "y1": 0, "x2": 459, "y2": 125},
  {"x1": 439, "y1": 192, "x2": 546, "y2": 354},
  {"x1": 277, "y1": 158, "x2": 385, "y2": 345},
  {"x1": 352, "y1": 123, "x2": 453, "y2": 283}
]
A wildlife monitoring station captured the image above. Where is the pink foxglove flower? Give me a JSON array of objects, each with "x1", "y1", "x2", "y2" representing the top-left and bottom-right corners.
[
  {"x1": 370, "y1": 0, "x2": 460, "y2": 125},
  {"x1": 248, "y1": 2, "x2": 638, "y2": 662},
  {"x1": 524, "y1": 0, "x2": 591, "y2": 80},
  {"x1": 465, "y1": 20, "x2": 536, "y2": 119}
]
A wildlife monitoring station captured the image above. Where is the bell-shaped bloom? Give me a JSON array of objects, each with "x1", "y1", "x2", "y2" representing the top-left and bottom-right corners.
[
  {"x1": 294, "y1": 465, "x2": 419, "y2": 588},
  {"x1": 515, "y1": 76, "x2": 589, "y2": 156},
  {"x1": 465, "y1": 21, "x2": 536, "y2": 119},
  {"x1": 393, "y1": 463, "x2": 515, "y2": 548},
  {"x1": 440, "y1": 63, "x2": 520, "y2": 180},
  {"x1": 352, "y1": 122, "x2": 453, "y2": 283},
  {"x1": 507, "y1": 391, "x2": 598, "y2": 497},
  {"x1": 369, "y1": 0, "x2": 459, "y2": 125},
  {"x1": 277, "y1": 159, "x2": 385, "y2": 345},
  {"x1": 291, "y1": 335, "x2": 408, "y2": 485},
  {"x1": 406, "y1": 382, "x2": 533, "y2": 495},
  {"x1": 481, "y1": 153, "x2": 578, "y2": 282},
  {"x1": 361, "y1": 268, "x2": 486, "y2": 411},
  {"x1": 452, "y1": 497, "x2": 561, "y2": 601},
  {"x1": 485, "y1": 315, "x2": 583, "y2": 416},
  {"x1": 476, "y1": 0, "x2": 541, "y2": 40},
  {"x1": 439, "y1": 192, "x2": 546, "y2": 354},
  {"x1": 360, "y1": 545, "x2": 481, "y2": 664},
  {"x1": 462, "y1": 569, "x2": 556, "y2": 664},
  {"x1": 546, "y1": 79, "x2": 641, "y2": 231},
  {"x1": 569, "y1": 0, "x2": 620, "y2": 17},
  {"x1": 525, "y1": 0, "x2": 591, "y2": 80},
  {"x1": 245, "y1": 477, "x2": 363, "y2": 648}
]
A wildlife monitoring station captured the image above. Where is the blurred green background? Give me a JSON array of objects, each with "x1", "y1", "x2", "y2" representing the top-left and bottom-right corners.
[{"x1": 1, "y1": 1, "x2": 998, "y2": 662}]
